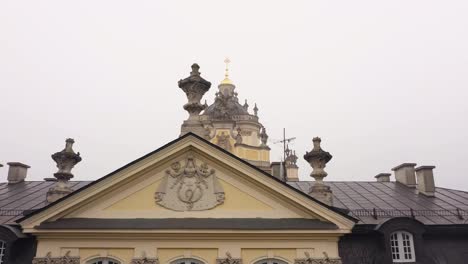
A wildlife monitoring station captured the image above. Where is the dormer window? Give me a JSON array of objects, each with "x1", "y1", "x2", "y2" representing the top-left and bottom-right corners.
[{"x1": 390, "y1": 231, "x2": 416, "y2": 262}]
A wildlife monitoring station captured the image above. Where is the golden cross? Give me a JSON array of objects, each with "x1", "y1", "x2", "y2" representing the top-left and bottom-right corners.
[{"x1": 224, "y1": 57, "x2": 231, "y2": 78}]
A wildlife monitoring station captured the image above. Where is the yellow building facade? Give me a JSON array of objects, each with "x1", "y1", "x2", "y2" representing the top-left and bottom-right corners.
[{"x1": 20, "y1": 134, "x2": 355, "y2": 264}]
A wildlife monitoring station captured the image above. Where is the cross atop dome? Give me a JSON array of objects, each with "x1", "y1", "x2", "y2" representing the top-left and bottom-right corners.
[{"x1": 221, "y1": 57, "x2": 233, "y2": 85}]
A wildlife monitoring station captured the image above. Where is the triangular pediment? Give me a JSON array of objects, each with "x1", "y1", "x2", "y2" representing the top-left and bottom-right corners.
[{"x1": 19, "y1": 134, "x2": 355, "y2": 233}]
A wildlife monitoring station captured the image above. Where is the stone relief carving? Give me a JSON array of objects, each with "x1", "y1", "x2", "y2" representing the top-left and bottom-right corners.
[
  {"x1": 203, "y1": 125, "x2": 214, "y2": 140},
  {"x1": 155, "y1": 154, "x2": 225, "y2": 211},
  {"x1": 216, "y1": 252, "x2": 242, "y2": 264},
  {"x1": 294, "y1": 252, "x2": 342, "y2": 264},
  {"x1": 216, "y1": 132, "x2": 232, "y2": 151},
  {"x1": 131, "y1": 258, "x2": 159, "y2": 264},
  {"x1": 32, "y1": 251, "x2": 80, "y2": 264},
  {"x1": 235, "y1": 127, "x2": 243, "y2": 144}
]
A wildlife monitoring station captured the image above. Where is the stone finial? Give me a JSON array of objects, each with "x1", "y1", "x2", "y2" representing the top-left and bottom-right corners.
[
  {"x1": 190, "y1": 63, "x2": 201, "y2": 76},
  {"x1": 46, "y1": 138, "x2": 82, "y2": 203},
  {"x1": 285, "y1": 147, "x2": 298, "y2": 166},
  {"x1": 243, "y1": 99, "x2": 249, "y2": 111},
  {"x1": 253, "y1": 103, "x2": 258, "y2": 116},
  {"x1": 52, "y1": 139, "x2": 81, "y2": 178},
  {"x1": 285, "y1": 148, "x2": 299, "y2": 182},
  {"x1": 304, "y1": 137, "x2": 332, "y2": 183},
  {"x1": 178, "y1": 63, "x2": 212, "y2": 120},
  {"x1": 303, "y1": 137, "x2": 334, "y2": 205}
]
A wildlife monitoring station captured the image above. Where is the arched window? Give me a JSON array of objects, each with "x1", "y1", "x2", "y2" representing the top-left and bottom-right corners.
[
  {"x1": 88, "y1": 258, "x2": 120, "y2": 264},
  {"x1": 255, "y1": 259, "x2": 288, "y2": 264},
  {"x1": 171, "y1": 258, "x2": 205, "y2": 264},
  {"x1": 0, "y1": 240, "x2": 6, "y2": 264},
  {"x1": 390, "y1": 231, "x2": 416, "y2": 262}
]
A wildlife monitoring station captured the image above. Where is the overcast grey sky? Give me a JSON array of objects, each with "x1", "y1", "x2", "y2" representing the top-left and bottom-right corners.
[{"x1": 1, "y1": 1, "x2": 467, "y2": 190}]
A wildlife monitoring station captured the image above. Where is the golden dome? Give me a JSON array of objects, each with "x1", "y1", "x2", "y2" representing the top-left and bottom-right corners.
[
  {"x1": 221, "y1": 77, "x2": 233, "y2": 85},
  {"x1": 220, "y1": 57, "x2": 234, "y2": 85}
]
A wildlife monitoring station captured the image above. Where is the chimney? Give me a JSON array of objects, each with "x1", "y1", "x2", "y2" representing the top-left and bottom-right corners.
[
  {"x1": 7, "y1": 162, "x2": 30, "y2": 184},
  {"x1": 415, "y1": 166, "x2": 436, "y2": 197},
  {"x1": 46, "y1": 138, "x2": 82, "y2": 203},
  {"x1": 375, "y1": 173, "x2": 391, "y2": 182},
  {"x1": 304, "y1": 137, "x2": 333, "y2": 206},
  {"x1": 286, "y1": 164, "x2": 299, "y2": 181},
  {"x1": 270, "y1": 162, "x2": 282, "y2": 180},
  {"x1": 392, "y1": 163, "x2": 417, "y2": 187}
]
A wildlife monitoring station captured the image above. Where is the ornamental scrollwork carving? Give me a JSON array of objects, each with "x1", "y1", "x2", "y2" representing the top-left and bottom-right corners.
[
  {"x1": 155, "y1": 154, "x2": 225, "y2": 211},
  {"x1": 32, "y1": 251, "x2": 80, "y2": 264},
  {"x1": 131, "y1": 258, "x2": 159, "y2": 264},
  {"x1": 216, "y1": 252, "x2": 242, "y2": 264},
  {"x1": 294, "y1": 252, "x2": 342, "y2": 264}
]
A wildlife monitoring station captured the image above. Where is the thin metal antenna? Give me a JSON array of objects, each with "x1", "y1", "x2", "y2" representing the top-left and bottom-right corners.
[{"x1": 273, "y1": 128, "x2": 296, "y2": 180}]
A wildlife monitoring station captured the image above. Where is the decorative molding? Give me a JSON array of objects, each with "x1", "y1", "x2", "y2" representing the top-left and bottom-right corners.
[
  {"x1": 131, "y1": 258, "x2": 159, "y2": 264},
  {"x1": 240, "y1": 130, "x2": 252, "y2": 136},
  {"x1": 294, "y1": 252, "x2": 342, "y2": 264},
  {"x1": 32, "y1": 251, "x2": 80, "y2": 264},
  {"x1": 155, "y1": 154, "x2": 225, "y2": 211},
  {"x1": 216, "y1": 252, "x2": 242, "y2": 264}
]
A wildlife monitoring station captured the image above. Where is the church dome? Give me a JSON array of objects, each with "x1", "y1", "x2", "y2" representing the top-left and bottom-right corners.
[{"x1": 202, "y1": 91, "x2": 249, "y2": 119}]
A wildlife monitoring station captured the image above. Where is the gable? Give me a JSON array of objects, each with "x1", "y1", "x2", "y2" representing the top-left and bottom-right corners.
[
  {"x1": 65, "y1": 152, "x2": 308, "y2": 219},
  {"x1": 19, "y1": 134, "x2": 355, "y2": 233}
]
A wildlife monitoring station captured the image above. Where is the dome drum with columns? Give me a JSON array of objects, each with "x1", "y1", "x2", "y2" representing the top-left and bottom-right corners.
[{"x1": 178, "y1": 60, "x2": 271, "y2": 173}]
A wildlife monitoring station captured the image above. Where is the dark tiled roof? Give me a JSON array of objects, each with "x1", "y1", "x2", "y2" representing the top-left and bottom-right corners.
[
  {"x1": 1, "y1": 180, "x2": 468, "y2": 225},
  {"x1": 289, "y1": 181, "x2": 468, "y2": 225},
  {"x1": 0, "y1": 181, "x2": 91, "y2": 224}
]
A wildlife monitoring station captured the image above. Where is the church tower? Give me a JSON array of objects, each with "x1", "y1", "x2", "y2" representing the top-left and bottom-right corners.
[{"x1": 178, "y1": 60, "x2": 271, "y2": 173}]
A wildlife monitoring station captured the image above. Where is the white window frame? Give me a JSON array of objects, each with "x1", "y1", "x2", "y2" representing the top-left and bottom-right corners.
[
  {"x1": 254, "y1": 258, "x2": 288, "y2": 264},
  {"x1": 170, "y1": 258, "x2": 205, "y2": 264},
  {"x1": 87, "y1": 258, "x2": 121, "y2": 264},
  {"x1": 0, "y1": 240, "x2": 6, "y2": 264},
  {"x1": 390, "y1": 231, "x2": 416, "y2": 263}
]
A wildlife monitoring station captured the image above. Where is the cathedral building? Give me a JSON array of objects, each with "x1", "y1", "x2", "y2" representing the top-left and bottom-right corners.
[
  {"x1": 178, "y1": 61, "x2": 271, "y2": 173},
  {"x1": 0, "y1": 63, "x2": 468, "y2": 264}
]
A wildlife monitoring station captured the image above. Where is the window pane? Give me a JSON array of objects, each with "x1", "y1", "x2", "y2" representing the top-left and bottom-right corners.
[
  {"x1": 402, "y1": 233, "x2": 413, "y2": 260},
  {"x1": 0, "y1": 240, "x2": 5, "y2": 264},
  {"x1": 390, "y1": 232, "x2": 401, "y2": 260}
]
